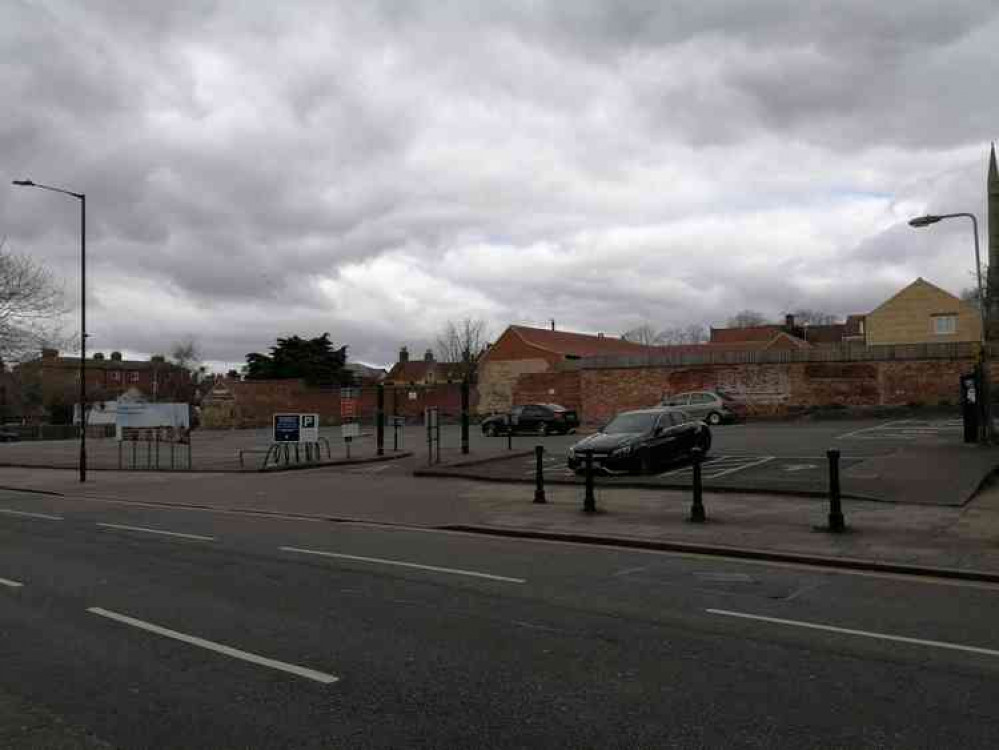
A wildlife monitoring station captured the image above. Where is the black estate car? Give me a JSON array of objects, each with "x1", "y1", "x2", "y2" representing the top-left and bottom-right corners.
[
  {"x1": 567, "y1": 407, "x2": 710, "y2": 474},
  {"x1": 481, "y1": 403, "x2": 579, "y2": 436}
]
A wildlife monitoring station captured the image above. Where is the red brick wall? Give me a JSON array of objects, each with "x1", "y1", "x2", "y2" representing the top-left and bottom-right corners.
[
  {"x1": 510, "y1": 371, "x2": 581, "y2": 413},
  {"x1": 203, "y1": 379, "x2": 476, "y2": 427},
  {"x1": 570, "y1": 359, "x2": 984, "y2": 425}
]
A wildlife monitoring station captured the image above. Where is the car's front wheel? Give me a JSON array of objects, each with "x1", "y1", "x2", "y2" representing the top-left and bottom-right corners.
[
  {"x1": 706, "y1": 411, "x2": 722, "y2": 426},
  {"x1": 537, "y1": 423, "x2": 548, "y2": 436},
  {"x1": 484, "y1": 423, "x2": 498, "y2": 437}
]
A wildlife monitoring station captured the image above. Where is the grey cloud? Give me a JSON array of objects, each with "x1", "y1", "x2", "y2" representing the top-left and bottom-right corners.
[{"x1": 3, "y1": 1, "x2": 997, "y2": 368}]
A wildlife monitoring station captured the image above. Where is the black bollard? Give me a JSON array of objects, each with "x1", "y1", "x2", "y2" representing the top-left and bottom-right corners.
[
  {"x1": 393, "y1": 418, "x2": 400, "y2": 452},
  {"x1": 507, "y1": 418, "x2": 513, "y2": 451},
  {"x1": 827, "y1": 449, "x2": 845, "y2": 532},
  {"x1": 689, "y1": 447, "x2": 706, "y2": 522},
  {"x1": 461, "y1": 378, "x2": 470, "y2": 455},
  {"x1": 533, "y1": 445, "x2": 547, "y2": 504},
  {"x1": 583, "y1": 450, "x2": 596, "y2": 513},
  {"x1": 377, "y1": 383, "x2": 385, "y2": 457}
]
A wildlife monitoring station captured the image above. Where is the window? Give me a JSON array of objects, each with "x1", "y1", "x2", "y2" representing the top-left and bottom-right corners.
[
  {"x1": 933, "y1": 315, "x2": 957, "y2": 335},
  {"x1": 128, "y1": 371, "x2": 140, "y2": 383},
  {"x1": 110, "y1": 370, "x2": 122, "y2": 383}
]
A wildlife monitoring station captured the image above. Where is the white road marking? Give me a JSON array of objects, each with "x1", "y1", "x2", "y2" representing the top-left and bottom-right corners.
[
  {"x1": 708, "y1": 608, "x2": 999, "y2": 658},
  {"x1": 705, "y1": 455, "x2": 775, "y2": 479},
  {"x1": 96, "y1": 523, "x2": 215, "y2": 542},
  {"x1": 658, "y1": 456, "x2": 725, "y2": 477},
  {"x1": 0, "y1": 576, "x2": 24, "y2": 589},
  {"x1": 0, "y1": 507, "x2": 63, "y2": 521},
  {"x1": 87, "y1": 607, "x2": 338, "y2": 684},
  {"x1": 835, "y1": 420, "x2": 912, "y2": 439},
  {"x1": 280, "y1": 547, "x2": 527, "y2": 583}
]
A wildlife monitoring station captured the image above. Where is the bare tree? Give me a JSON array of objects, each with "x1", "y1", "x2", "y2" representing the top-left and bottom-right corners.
[
  {"x1": 435, "y1": 318, "x2": 490, "y2": 379},
  {"x1": 0, "y1": 239, "x2": 67, "y2": 363},
  {"x1": 790, "y1": 309, "x2": 840, "y2": 326},
  {"x1": 658, "y1": 323, "x2": 709, "y2": 345},
  {"x1": 170, "y1": 337, "x2": 202, "y2": 373},
  {"x1": 621, "y1": 324, "x2": 664, "y2": 346},
  {"x1": 726, "y1": 309, "x2": 768, "y2": 328},
  {"x1": 961, "y1": 267, "x2": 991, "y2": 312}
]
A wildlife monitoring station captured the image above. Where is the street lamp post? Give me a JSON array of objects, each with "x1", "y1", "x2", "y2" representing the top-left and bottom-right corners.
[
  {"x1": 12, "y1": 179, "x2": 88, "y2": 481},
  {"x1": 909, "y1": 212, "x2": 990, "y2": 442}
]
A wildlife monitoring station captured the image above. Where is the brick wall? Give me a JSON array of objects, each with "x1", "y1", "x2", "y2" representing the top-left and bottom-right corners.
[
  {"x1": 511, "y1": 371, "x2": 581, "y2": 413},
  {"x1": 477, "y1": 358, "x2": 552, "y2": 414},
  {"x1": 567, "y1": 358, "x2": 986, "y2": 425},
  {"x1": 201, "y1": 379, "x2": 474, "y2": 428}
]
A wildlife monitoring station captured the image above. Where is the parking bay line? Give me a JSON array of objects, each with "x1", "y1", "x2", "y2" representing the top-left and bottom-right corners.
[
  {"x1": 836, "y1": 420, "x2": 912, "y2": 440},
  {"x1": 87, "y1": 607, "x2": 338, "y2": 684},
  {"x1": 706, "y1": 455, "x2": 775, "y2": 479},
  {"x1": 0, "y1": 576, "x2": 24, "y2": 589},
  {"x1": 96, "y1": 522, "x2": 216, "y2": 542},
  {"x1": 708, "y1": 608, "x2": 999, "y2": 658},
  {"x1": 280, "y1": 547, "x2": 527, "y2": 583},
  {"x1": 0, "y1": 507, "x2": 63, "y2": 521}
]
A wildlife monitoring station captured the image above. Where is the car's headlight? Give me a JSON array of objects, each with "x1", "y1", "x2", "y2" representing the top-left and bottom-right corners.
[{"x1": 612, "y1": 445, "x2": 632, "y2": 457}]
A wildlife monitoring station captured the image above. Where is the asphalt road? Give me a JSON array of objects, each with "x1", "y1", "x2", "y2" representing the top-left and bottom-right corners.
[{"x1": 2, "y1": 488, "x2": 999, "y2": 748}]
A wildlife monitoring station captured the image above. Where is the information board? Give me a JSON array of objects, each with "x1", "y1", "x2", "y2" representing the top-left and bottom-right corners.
[
  {"x1": 273, "y1": 413, "x2": 320, "y2": 443},
  {"x1": 273, "y1": 414, "x2": 301, "y2": 442},
  {"x1": 341, "y1": 422, "x2": 360, "y2": 439}
]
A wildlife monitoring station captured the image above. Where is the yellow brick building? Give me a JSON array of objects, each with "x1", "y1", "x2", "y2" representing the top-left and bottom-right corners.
[{"x1": 865, "y1": 278, "x2": 982, "y2": 345}]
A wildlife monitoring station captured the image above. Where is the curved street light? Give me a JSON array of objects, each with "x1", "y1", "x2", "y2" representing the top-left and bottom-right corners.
[
  {"x1": 12, "y1": 179, "x2": 88, "y2": 481},
  {"x1": 909, "y1": 211, "x2": 990, "y2": 442}
]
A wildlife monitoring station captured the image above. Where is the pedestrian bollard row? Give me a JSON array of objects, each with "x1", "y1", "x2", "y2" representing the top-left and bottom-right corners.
[{"x1": 529, "y1": 445, "x2": 850, "y2": 532}]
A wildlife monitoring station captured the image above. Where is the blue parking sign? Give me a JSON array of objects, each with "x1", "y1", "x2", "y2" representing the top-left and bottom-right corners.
[{"x1": 274, "y1": 414, "x2": 301, "y2": 442}]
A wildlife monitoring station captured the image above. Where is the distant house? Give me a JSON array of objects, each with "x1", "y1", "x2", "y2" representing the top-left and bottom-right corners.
[
  {"x1": 709, "y1": 314, "x2": 866, "y2": 348},
  {"x1": 14, "y1": 349, "x2": 191, "y2": 424},
  {"x1": 864, "y1": 278, "x2": 981, "y2": 346},
  {"x1": 344, "y1": 362, "x2": 387, "y2": 385},
  {"x1": 383, "y1": 347, "x2": 465, "y2": 386},
  {"x1": 476, "y1": 325, "x2": 656, "y2": 414}
]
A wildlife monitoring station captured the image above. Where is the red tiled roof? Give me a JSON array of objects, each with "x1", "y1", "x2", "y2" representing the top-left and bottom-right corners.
[
  {"x1": 509, "y1": 326, "x2": 655, "y2": 357},
  {"x1": 709, "y1": 325, "x2": 783, "y2": 344}
]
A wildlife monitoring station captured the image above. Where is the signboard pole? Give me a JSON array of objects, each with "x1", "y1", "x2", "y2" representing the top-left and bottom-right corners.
[{"x1": 461, "y1": 378, "x2": 469, "y2": 455}]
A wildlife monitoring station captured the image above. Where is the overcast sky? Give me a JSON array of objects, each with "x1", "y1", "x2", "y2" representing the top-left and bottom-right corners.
[{"x1": 3, "y1": 1, "x2": 998, "y2": 370}]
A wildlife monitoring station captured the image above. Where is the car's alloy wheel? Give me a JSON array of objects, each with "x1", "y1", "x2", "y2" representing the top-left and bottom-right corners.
[
  {"x1": 538, "y1": 423, "x2": 548, "y2": 436},
  {"x1": 485, "y1": 424, "x2": 497, "y2": 437},
  {"x1": 707, "y1": 412, "x2": 722, "y2": 425}
]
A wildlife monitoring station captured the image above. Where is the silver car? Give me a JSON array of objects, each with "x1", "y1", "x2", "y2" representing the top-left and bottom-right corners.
[{"x1": 661, "y1": 390, "x2": 746, "y2": 425}]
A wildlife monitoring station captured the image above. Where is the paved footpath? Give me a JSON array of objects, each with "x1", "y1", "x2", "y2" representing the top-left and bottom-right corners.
[{"x1": 4, "y1": 465, "x2": 999, "y2": 578}]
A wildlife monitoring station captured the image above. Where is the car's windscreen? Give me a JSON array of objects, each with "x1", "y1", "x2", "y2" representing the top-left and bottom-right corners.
[
  {"x1": 603, "y1": 413, "x2": 656, "y2": 433},
  {"x1": 717, "y1": 391, "x2": 738, "y2": 402}
]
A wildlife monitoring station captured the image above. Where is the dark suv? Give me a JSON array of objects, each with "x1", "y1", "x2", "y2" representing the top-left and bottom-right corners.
[
  {"x1": 481, "y1": 404, "x2": 579, "y2": 436},
  {"x1": 567, "y1": 407, "x2": 710, "y2": 474}
]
